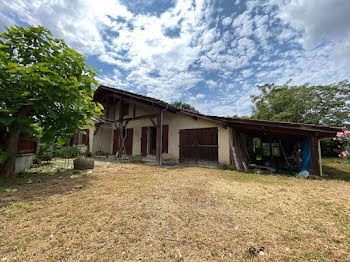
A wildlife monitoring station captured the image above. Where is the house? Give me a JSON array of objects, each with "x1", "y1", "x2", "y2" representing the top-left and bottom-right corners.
[
  {"x1": 15, "y1": 136, "x2": 38, "y2": 173},
  {"x1": 72, "y1": 129, "x2": 90, "y2": 154},
  {"x1": 79, "y1": 85, "x2": 341, "y2": 176}
]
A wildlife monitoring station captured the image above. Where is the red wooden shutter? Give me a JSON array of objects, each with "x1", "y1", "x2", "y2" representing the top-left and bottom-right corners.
[
  {"x1": 17, "y1": 138, "x2": 37, "y2": 154},
  {"x1": 73, "y1": 133, "x2": 79, "y2": 145},
  {"x1": 126, "y1": 128, "x2": 133, "y2": 155},
  {"x1": 83, "y1": 129, "x2": 89, "y2": 145},
  {"x1": 141, "y1": 127, "x2": 147, "y2": 156},
  {"x1": 162, "y1": 125, "x2": 168, "y2": 153}
]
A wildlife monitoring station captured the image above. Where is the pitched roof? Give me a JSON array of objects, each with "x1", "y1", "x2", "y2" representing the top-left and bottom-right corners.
[
  {"x1": 96, "y1": 85, "x2": 177, "y2": 110},
  {"x1": 95, "y1": 85, "x2": 342, "y2": 137}
]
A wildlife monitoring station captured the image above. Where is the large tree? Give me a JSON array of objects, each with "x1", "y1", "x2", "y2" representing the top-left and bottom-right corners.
[
  {"x1": 251, "y1": 80, "x2": 350, "y2": 126},
  {"x1": 171, "y1": 101, "x2": 199, "y2": 113},
  {"x1": 0, "y1": 26, "x2": 103, "y2": 177}
]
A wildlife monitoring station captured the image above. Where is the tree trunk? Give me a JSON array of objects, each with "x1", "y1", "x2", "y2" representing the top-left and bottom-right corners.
[
  {"x1": 0, "y1": 105, "x2": 34, "y2": 178},
  {"x1": 0, "y1": 131, "x2": 20, "y2": 178}
]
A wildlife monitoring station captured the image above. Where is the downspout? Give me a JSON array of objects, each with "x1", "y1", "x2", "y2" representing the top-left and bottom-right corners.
[{"x1": 159, "y1": 105, "x2": 169, "y2": 166}]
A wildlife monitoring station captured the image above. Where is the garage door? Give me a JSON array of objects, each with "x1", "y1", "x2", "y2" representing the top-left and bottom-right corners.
[{"x1": 179, "y1": 127, "x2": 218, "y2": 164}]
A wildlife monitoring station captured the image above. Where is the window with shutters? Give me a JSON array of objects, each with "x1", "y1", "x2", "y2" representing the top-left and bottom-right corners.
[{"x1": 73, "y1": 129, "x2": 89, "y2": 146}]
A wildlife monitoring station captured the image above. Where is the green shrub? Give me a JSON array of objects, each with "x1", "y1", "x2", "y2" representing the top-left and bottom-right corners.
[
  {"x1": 85, "y1": 151, "x2": 92, "y2": 157},
  {"x1": 59, "y1": 146, "x2": 79, "y2": 158},
  {"x1": 321, "y1": 138, "x2": 338, "y2": 157},
  {"x1": 38, "y1": 143, "x2": 55, "y2": 162}
]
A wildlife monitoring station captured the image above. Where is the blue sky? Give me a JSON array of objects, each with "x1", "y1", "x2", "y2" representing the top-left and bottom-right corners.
[{"x1": 1, "y1": 0, "x2": 350, "y2": 116}]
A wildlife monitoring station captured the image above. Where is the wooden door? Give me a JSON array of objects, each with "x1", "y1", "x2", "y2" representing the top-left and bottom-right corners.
[
  {"x1": 149, "y1": 126, "x2": 157, "y2": 155},
  {"x1": 125, "y1": 128, "x2": 133, "y2": 155},
  {"x1": 179, "y1": 129, "x2": 197, "y2": 162},
  {"x1": 141, "y1": 127, "x2": 148, "y2": 156},
  {"x1": 179, "y1": 127, "x2": 218, "y2": 163},
  {"x1": 197, "y1": 127, "x2": 218, "y2": 162}
]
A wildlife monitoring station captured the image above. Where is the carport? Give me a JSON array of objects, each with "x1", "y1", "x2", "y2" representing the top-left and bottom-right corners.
[{"x1": 221, "y1": 118, "x2": 341, "y2": 176}]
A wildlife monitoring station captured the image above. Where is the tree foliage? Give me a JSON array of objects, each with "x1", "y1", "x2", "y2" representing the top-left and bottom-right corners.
[
  {"x1": 171, "y1": 101, "x2": 199, "y2": 113},
  {"x1": 0, "y1": 25, "x2": 102, "y2": 176},
  {"x1": 251, "y1": 80, "x2": 350, "y2": 126}
]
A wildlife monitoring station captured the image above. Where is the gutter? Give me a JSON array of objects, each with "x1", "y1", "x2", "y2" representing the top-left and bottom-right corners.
[{"x1": 159, "y1": 105, "x2": 169, "y2": 166}]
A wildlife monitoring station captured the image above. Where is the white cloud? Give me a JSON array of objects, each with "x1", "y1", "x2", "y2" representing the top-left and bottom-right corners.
[
  {"x1": 232, "y1": 10, "x2": 254, "y2": 37},
  {"x1": 278, "y1": 0, "x2": 350, "y2": 49},
  {"x1": 0, "y1": 0, "x2": 349, "y2": 117},
  {"x1": 334, "y1": 39, "x2": 350, "y2": 58},
  {"x1": 221, "y1": 17, "x2": 232, "y2": 27},
  {"x1": 206, "y1": 80, "x2": 217, "y2": 89},
  {"x1": 254, "y1": 14, "x2": 268, "y2": 27},
  {"x1": 232, "y1": 10, "x2": 251, "y2": 28},
  {"x1": 196, "y1": 93, "x2": 205, "y2": 99},
  {"x1": 277, "y1": 28, "x2": 295, "y2": 42},
  {"x1": 241, "y1": 69, "x2": 253, "y2": 78}
]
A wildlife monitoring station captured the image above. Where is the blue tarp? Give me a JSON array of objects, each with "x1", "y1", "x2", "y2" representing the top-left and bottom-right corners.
[{"x1": 300, "y1": 136, "x2": 311, "y2": 171}]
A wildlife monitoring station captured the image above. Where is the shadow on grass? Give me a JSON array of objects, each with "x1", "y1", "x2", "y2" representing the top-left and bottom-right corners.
[
  {"x1": 322, "y1": 165, "x2": 350, "y2": 182},
  {"x1": 221, "y1": 169, "x2": 294, "y2": 186},
  {"x1": 321, "y1": 157, "x2": 350, "y2": 182},
  {"x1": 0, "y1": 163, "x2": 92, "y2": 206}
]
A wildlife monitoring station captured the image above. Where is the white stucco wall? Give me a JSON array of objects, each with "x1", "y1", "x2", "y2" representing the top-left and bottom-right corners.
[
  {"x1": 92, "y1": 125, "x2": 113, "y2": 154},
  {"x1": 15, "y1": 154, "x2": 35, "y2": 173},
  {"x1": 92, "y1": 102, "x2": 231, "y2": 165}
]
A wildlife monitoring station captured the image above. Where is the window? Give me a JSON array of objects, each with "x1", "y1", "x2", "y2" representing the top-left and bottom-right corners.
[
  {"x1": 253, "y1": 137, "x2": 262, "y2": 160},
  {"x1": 252, "y1": 138, "x2": 280, "y2": 159},
  {"x1": 272, "y1": 143, "x2": 280, "y2": 157},
  {"x1": 73, "y1": 129, "x2": 89, "y2": 145},
  {"x1": 262, "y1": 143, "x2": 271, "y2": 156},
  {"x1": 253, "y1": 137, "x2": 261, "y2": 153}
]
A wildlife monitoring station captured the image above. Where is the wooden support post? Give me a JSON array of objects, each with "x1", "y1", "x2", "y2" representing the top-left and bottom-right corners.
[
  {"x1": 133, "y1": 104, "x2": 136, "y2": 118},
  {"x1": 156, "y1": 110, "x2": 161, "y2": 163},
  {"x1": 310, "y1": 135, "x2": 321, "y2": 176},
  {"x1": 318, "y1": 139, "x2": 323, "y2": 177},
  {"x1": 159, "y1": 109, "x2": 164, "y2": 166}
]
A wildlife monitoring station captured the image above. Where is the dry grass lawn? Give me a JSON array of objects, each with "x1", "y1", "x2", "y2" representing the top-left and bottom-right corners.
[{"x1": 1, "y1": 160, "x2": 350, "y2": 261}]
